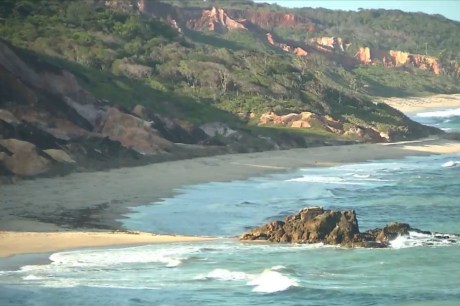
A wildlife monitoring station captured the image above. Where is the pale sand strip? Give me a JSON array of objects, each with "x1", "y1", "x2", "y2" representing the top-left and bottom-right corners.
[
  {"x1": 380, "y1": 93, "x2": 460, "y2": 113},
  {"x1": 0, "y1": 231, "x2": 216, "y2": 258}
]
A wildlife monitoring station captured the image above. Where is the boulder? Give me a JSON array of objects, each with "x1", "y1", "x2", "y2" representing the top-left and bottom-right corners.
[
  {"x1": 42, "y1": 149, "x2": 75, "y2": 164},
  {"x1": 98, "y1": 107, "x2": 173, "y2": 154},
  {"x1": 0, "y1": 139, "x2": 50, "y2": 176},
  {"x1": 199, "y1": 122, "x2": 237, "y2": 138},
  {"x1": 0, "y1": 109, "x2": 20, "y2": 126},
  {"x1": 240, "y1": 206, "x2": 435, "y2": 248},
  {"x1": 132, "y1": 104, "x2": 148, "y2": 120},
  {"x1": 293, "y1": 47, "x2": 308, "y2": 57}
]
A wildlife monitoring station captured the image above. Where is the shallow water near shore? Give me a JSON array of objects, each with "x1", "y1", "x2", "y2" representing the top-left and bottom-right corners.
[
  {"x1": 412, "y1": 107, "x2": 460, "y2": 132},
  {"x1": 1, "y1": 152, "x2": 460, "y2": 305}
]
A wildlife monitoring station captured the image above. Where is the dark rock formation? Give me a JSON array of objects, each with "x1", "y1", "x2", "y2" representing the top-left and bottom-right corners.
[
  {"x1": 0, "y1": 39, "x2": 215, "y2": 180},
  {"x1": 240, "y1": 207, "x2": 428, "y2": 248},
  {"x1": 97, "y1": 107, "x2": 173, "y2": 155}
]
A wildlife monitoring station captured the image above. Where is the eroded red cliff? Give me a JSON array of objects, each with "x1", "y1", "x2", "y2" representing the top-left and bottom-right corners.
[
  {"x1": 354, "y1": 47, "x2": 442, "y2": 75},
  {"x1": 187, "y1": 7, "x2": 246, "y2": 33}
]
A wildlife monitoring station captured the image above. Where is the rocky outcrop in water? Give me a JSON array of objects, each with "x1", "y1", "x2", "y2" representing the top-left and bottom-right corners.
[{"x1": 240, "y1": 207, "x2": 441, "y2": 248}]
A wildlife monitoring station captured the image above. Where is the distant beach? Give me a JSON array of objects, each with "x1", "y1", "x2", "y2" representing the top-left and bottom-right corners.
[{"x1": 380, "y1": 93, "x2": 460, "y2": 113}]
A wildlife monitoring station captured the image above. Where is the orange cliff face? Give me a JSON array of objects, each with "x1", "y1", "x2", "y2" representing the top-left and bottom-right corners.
[
  {"x1": 242, "y1": 11, "x2": 315, "y2": 31},
  {"x1": 409, "y1": 54, "x2": 441, "y2": 75},
  {"x1": 355, "y1": 47, "x2": 371, "y2": 64},
  {"x1": 354, "y1": 47, "x2": 442, "y2": 75},
  {"x1": 310, "y1": 37, "x2": 347, "y2": 52},
  {"x1": 294, "y1": 47, "x2": 308, "y2": 56},
  {"x1": 186, "y1": 7, "x2": 246, "y2": 33},
  {"x1": 266, "y1": 33, "x2": 308, "y2": 57}
]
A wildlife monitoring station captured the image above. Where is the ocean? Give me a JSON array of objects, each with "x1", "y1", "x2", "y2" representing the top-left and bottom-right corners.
[
  {"x1": 412, "y1": 107, "x2": 460, "y2": 132},
  {"x1": 1, "y1": 108, "x2": 459, "y2": 306}
]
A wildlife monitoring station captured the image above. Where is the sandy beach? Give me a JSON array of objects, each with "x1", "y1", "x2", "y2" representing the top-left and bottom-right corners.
[
  {"x1": 380, "y1": 93, "x2": 460, "y2": 113},
  {"x1": 0, "y1": 231, "x2": 216, "y2": 258},
  {"x1": 1, "y1": 94, "x2": 460, "y2": 257}
]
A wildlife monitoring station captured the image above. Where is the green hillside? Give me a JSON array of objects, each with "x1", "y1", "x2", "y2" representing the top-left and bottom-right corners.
[{"x1": 0, "y1": 0, "x2": 452, "y2": 145}]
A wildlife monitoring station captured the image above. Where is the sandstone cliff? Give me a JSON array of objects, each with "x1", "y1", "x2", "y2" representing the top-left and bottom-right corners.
[
  {"x1": 309, "y1": 37, "x2": 348, "y2": 52},
  {"x1": 132, "y1": 1, "x2": 452, "y2": 76},
  {"x1": 266, "y1": 33, "x2": 308, "y2": 57},
  {"x1": 355, "y1": 47, "x2": 442, "y2": 75},
  {"x1": 187, "y1": 7, "x2": 246, "y2": 33}
]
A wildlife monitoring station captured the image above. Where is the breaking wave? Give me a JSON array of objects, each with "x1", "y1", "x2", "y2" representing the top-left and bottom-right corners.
[
  {"x1": 415, "y1": 108, "x2": 460, "y2": 118},
  {"x1": 390, "y1": 231, "x2": 459, "y2": 249},
  {"x1": 195, "y1": 266, "x2": 299, "y2": 293},
  {"x1": 442, "y1": 160, "x2": 460, "y2": 168}
]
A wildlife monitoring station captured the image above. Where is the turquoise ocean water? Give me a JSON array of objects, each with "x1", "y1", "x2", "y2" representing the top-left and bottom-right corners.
[{"x1": 1, "y1": 108, "x2": 459, "y2": 305}]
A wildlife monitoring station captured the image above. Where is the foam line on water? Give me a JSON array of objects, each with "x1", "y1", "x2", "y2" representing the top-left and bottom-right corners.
[
  {"x1": 390, "y1": 231, "x2": 459, "y2": 249},
  {"x1": 195, "y1": 266, "x2": 300, "y2": 293},
  {"x1": 247, "y1": 269, "x2": 299, "y2": 293},
  {"x1": 415, "y1": 108, "x2": 460, "y2": 118}
]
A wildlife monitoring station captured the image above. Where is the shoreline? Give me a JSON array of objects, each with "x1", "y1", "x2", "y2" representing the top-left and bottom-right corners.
[
  {"x1": 1, "y1": 94, "x2": 460, "y2": 258},
  {"x1": 2, "y1": 138, "x2": 459, "y2": 258},
  {"x1": 1, "y1": 137, "x2": 459, "y2": 230}
]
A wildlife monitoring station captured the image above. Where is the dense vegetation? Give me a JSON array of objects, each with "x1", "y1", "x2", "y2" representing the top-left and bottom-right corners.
[
  {"x1": 165, "y1": 0, "x2": 460, "y2": 58},
  {"x1": 0, "y1": 0, "x2": 458, "y2": 139}
]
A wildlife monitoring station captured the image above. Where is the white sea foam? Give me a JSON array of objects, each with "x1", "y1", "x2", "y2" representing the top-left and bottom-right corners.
[
  {"x1": 195, "y1": 268, "x2": 253, "y2": 281},
  {"x1": 247, "y1": 269, "x2": 299, "y2": 293},
  {"x1": 271, "y1": 265, "x2": 287, "y2": 271},
  {"x1": 195, "y1": 266, "x2": 299, "y2": 293},
  {"x1": 415, "y1": 108, "x2": 460, "y2": 118},
  {"x1": 390, "y1": 231, "x2": 458, "y2": 249},
  {"x1": 442, "y1": 160, "x2": 460, "y2": 168},
  {"x1": 351, "y1": 174, "x2": 371, "y2": 179},
  {"x1": 47, "y1": 245, "x2": 205, "y2": 269},
  {"x1": 22, "y1": 274, "x2": 44, "y2": 281},
  {"x1": 286, "y1": 175, "x2": 365, "y2": 185}
]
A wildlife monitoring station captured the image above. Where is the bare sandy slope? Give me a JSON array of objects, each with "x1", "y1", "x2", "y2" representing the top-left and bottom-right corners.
[
  {"x1": 381, "y1": 93, "x2": 460, "y2": 113},
  {"x1": 0, "y1": 231, "x2": 216, "y2": 258}
]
